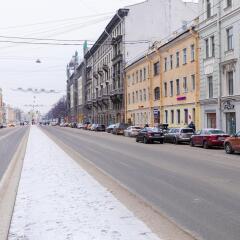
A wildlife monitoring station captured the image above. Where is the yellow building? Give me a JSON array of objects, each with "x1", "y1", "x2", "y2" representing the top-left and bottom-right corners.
[
  {"x1": 125, "y1": 27, "x2": 200, "y2": 129},
  {"x1": 125, "y1": 56, "x2": 151, "y2": 127},
  {"x1": 159, "y1": 28, "x2": 200, "y2": 129}
]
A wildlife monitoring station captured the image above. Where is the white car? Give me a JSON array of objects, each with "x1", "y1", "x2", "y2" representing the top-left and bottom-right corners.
[{"x1": 124, "y1": 126, "x2": 142, "y2": 137}]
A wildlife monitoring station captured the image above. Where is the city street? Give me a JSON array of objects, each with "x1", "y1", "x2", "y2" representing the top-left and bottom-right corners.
[
  {"x1": 0, "y1": 127, "x2": 28, "y2": 180},
  {"x1": 41, "y1": 126, "x2": 240, "y2": 240}
]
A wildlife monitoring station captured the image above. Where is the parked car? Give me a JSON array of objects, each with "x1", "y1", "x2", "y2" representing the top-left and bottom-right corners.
[
  {"x1": 77, "y1": 123, "x2": 84, "y2": 129},
  {"x1": 106, "y1": 124, "x2": 116, "y2": 133},
  {"x1": 190, "y1": 129, "x2": 229, "y2": 149},
  {"x1": 112, "y1": 123, "x2": 130, "y2": 135},
  {"x1": 124, "y1": 126, "x2": 142, "y2": 137},
  {"x1": 95, "y1": 124, "x2": 106, "y2": 132},
  {"x1": 136, "y1": 127, "x2": 164, "y2": 144},
  {"x1": 164, "y1": 128, "x2": 195, "y2": 144},
  {"x1": 87, "y1": 124, "x2": 92, "y2": 130},
  {"x1": 90, "y1": 124, "x2": 98, "y2": 131},
  {"x1": 224, "y1": 131, "x2": 240, "y2": 154}
]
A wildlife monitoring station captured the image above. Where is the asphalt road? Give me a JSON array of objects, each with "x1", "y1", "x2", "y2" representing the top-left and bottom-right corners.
[
  {"x1": 42, "y1": 126, "x2": 240, "y2": 240},
  {"x1": 0, "y1": 127, "x2": 28, "y2": 181}
]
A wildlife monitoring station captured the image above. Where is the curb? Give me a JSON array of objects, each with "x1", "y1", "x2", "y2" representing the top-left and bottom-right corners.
[{"x1": 0, "y1": 128, "x2": 29, "y2": 240}]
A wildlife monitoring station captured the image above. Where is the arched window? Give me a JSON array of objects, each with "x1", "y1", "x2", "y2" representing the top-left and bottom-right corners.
[{"x1": 154, "y1": 87, "x2": 160, "y2": 100}]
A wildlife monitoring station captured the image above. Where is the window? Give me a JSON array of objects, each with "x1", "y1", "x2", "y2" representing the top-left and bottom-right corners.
[
  {"x1": 176, "y1": 79, "x2": 180, "y2": 95},
  {"x1": 132, "y1": 92, "x2": 135, "y2": 103},
  {"x1": 143, "y1": 89, "x2": 146, "y2": 101},
  {"x1": 170, "y1": 55, "x2": 173, "y2": 69},
  {"x1": 191, "y1": 44, "x2": 195, "y2": 61},
  {"x1": 183, "y1": 48, "x2": 187, "y2": 64},
  {"x1": 191, "y1": 74, "x2": 196, "y2": 91},
  {"x1": 171, "y1": 110, "x2": 174, "y2": 124},
  {"x1": 183, "y1": 77, "x2": 188, "y2": 93},
  {"x1": 128, "y1": 93, "x2": 130, "y2": 104},
  {"x1": 226, "y1": 0, "x2": 232, "y2": 7},
  {"x1": 136, "y1": 91, "x2": 138, "y2": 102},
  {"x1": 132, "y1": 73, "x2": 135, "y2": 85},
  {"x1": 184, "y1": 109, "x2": 188, "y2": 124},
  {"x1": 164, "y1": 82, "x2": 167, "y2": 97},
  {"x1": 136, "y1": 71, "x2": 139, "y2": 83},
  {"x1": 153, "y1": 61, "x2": 160, "y2": 76},
  {"x1": 205, "y1": 38, "x2": 209, "y2": 58},
  {"x1": 227, "y1": 71, "x2": 233, "y2": 95},
  {"x1": 139, "y1": 90, "x2": 142, "y2": 101},
  {"x1": 127, "y1": 75, "x2": 131, "y2": 86},
  {"x1": 227, "y1": 27, "x2": 233, "y2": 51},
  {"x1": 164, "y1": 57, "x2": 167, "y2": 71},
  {"x1": 192, "y1": 108, "x2": 196, "y2": 123},
  {"x1": 170, "y1": 81, "x2": 173, "y2": 96},
  {"x1": 177, "y1": 109, "x2": 181, "y2": 124},
  {"x1": 154, "y1": 87, "x2": 160, "y2": 100},
  {"x1": 176, "y1": 52, "x2": 180, "y2": 67},
  {"x1": 207, "y1": 113, "x2": 216, "y2": 128},
  {"x1": 208, "y1": 76, "x2": 213, "y2": 98},
  {"x1": 140, "y1": 69, "x2": 143, "y2": 82},
  {"x1": 211, "y1": 36, "x2": 215, "y2": 57},
  {"x1": 165, "y1": 110, "x2": 168, "y2": 124},
  {"x1": 206, "y1": 0, "x2": 211, "y2": 18},
  {"x1": 143, "y1": 67, "x2": 146, "y2": 80}
]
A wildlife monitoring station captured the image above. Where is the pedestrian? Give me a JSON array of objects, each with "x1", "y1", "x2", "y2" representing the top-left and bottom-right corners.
[{"x1": 188, "y1": 121, "x2": 196, "y2": 132}]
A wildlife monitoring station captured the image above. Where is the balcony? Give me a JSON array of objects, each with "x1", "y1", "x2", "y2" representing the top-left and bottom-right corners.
[
  {"x1": 97, "y1": 68, "x2": 103, "y2": 76},
  {"x1": 111, "y1": 35, "x2": 123, "y2": 45},
  {"x1": 112, "y1": 52, "x2": 123, "y2": 65},
  {"x1": 102, "y1": 64, "x2": 109, "y2": 72},
  {"x1": 93, "y1": 72, "x2": 98, "y2": 79}
]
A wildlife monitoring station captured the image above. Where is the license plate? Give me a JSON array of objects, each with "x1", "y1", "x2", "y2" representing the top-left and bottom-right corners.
[{"x1": 218, "y1": 137, "x2": 225, "y2": 141}]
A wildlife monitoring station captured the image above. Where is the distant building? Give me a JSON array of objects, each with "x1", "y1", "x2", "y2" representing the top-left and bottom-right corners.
[{"x1": 0, "y1": 88, "x2": 3, "y2": 124}]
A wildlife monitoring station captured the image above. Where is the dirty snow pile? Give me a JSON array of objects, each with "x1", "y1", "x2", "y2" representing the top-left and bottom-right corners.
[{"x1": 9, "y1": 126, "x2": 161, "y2": 240}]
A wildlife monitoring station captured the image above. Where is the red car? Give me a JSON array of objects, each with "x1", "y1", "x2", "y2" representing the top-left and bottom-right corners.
[
  {"x1": 224, "y1": 131, "x2": 240, "y2": 154},
  {"x1": 190, "y1": 129, "x2": 229, "y2": 149}
]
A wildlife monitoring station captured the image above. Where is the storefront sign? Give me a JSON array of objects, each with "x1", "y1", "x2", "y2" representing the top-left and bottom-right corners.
[
  {"x1": 224, "y1": 100, "x2": 235, "y2": 110},
  {"x1": 177, "y1": 96, "x2": 186, "y2": 101}
]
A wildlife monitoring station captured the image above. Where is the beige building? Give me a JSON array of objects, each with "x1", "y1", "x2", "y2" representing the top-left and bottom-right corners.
[
  {"x1": 160, "y1": 28, "x2": 201, "y2": 129},
  {"x1": 126, "y1": 27, "x2": 200, "y2": 129}
]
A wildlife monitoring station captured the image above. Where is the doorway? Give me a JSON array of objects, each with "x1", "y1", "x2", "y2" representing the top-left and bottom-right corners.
[{"x1": 226, "y1": 112, "x2": 236, "y2": 135}]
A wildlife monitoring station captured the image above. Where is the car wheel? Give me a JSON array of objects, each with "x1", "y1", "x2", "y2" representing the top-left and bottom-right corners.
[
  {"x1": 225, "y1": 143, "x2": 234, "y2": 154},
  {"x1": 143, "y1": 137, "x2": 148, "y2": 144},
  {"x1": 190, "y1": 139, "x2": 194, "y2": 147},
  {"x1": 160, "y1": 139, "x2": 164, "y2": 144},
  {"x1": 173, "y1": 138, "x2": 178, "y2": 144},
  {"x1": 203, "y1": 141, "x2": 209, "y2": 149},
  {"x1": 136, "y1": 137, "x2": 139, "y2": 142}
]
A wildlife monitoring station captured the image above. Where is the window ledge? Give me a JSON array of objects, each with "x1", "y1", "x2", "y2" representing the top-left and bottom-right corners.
[{"x1": 225, "y1": 49, "x2": 234, "y2": 55}]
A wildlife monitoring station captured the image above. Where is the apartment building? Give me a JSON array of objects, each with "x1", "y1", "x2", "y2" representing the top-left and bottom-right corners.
[
  {"x1": 199, "y1": 0, "x2": 240, "y2": 134},
  {"x1": 160, "y1": 28, "x2": 200, "y2": 129}
]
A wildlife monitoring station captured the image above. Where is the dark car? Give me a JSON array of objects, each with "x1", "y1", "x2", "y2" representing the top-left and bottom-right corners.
[
  {"x1": 136, "y1": 127, "x2": 164, "y2": 144},
  {"x1": 190, "y1": 129, "x2": 229, "y2": 149},
  {"x1": 106, "y1": 124, "x2": 116, "y2": 133},
  {"x1": 164, "y1": 128, "x2": 195, "y2": 144},
  {"x1": 224, "y1": 130, "x2": 240, "y2": 154},
  {"x1": 95, "y1": 124, "x2": 105, "y2": 132},
  {"x1": 112, "y1": 123, "x2": 130, "y2": 135}
]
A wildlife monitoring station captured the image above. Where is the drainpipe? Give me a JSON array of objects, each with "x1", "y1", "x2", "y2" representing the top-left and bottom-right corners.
[{"x1": 217, "y1": 0, "x2": 222, "y2": 129}]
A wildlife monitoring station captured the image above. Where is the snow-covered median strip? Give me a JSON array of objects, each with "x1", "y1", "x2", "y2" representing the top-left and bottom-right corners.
[{"x1": 9, "y1": 126, "x2": 161, "y2": 240}]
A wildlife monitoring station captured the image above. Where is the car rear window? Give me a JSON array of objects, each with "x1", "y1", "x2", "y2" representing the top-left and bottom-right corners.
[
  {"x1": 208, "y1": 130, "x2": 225, "y2": 134},
  {"x1": 181, "y1": 129, "x2": 194, "y2": 133}
]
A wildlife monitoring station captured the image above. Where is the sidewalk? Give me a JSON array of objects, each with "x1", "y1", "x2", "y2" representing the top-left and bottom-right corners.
[{"x1": 8, "y1": 127, "x2": 161, "y2": 240}]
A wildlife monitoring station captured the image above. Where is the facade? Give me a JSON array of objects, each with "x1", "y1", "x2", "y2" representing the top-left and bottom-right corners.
[
  {"x1": 125, "y1": 56, "x2": 151, "y2": 126},
  {"x1": 84, "y1": 0, "x2": 199, "y2": 125},
  {"x1": 199, "y1": 0, "x2": 240, "y2": 134},
  {"x1": 126, "y1": 27, "x2": 200, "y2": 129},
  {"x1": 0, "y1": 88, "x2": 3, "y2": 124},
  {"x1": 160, "y1": 28, "x2": 200, "y2": 129}
]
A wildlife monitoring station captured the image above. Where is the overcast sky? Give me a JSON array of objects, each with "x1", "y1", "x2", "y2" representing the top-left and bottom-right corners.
[{"x1": 0, "y1": 0, "x2": 144, "y2": 114}]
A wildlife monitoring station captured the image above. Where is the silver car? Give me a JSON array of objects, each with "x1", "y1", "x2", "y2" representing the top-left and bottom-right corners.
[
  {"x1": 124, "y1": 126, "x2": 142, "y2": 137},
  {"x1": 164, "y1": 128, "x2": 195, "y2": 144}
]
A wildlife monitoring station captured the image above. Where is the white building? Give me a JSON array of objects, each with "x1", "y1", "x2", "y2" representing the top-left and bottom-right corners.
[{"x1": 199, "y1": 0, "x2": 240, "y2": 134}]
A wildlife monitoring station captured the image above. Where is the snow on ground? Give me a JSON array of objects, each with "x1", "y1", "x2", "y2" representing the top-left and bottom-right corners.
[{"x1": 8, "y1": 126, "x2": 161, "y2": 240}]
